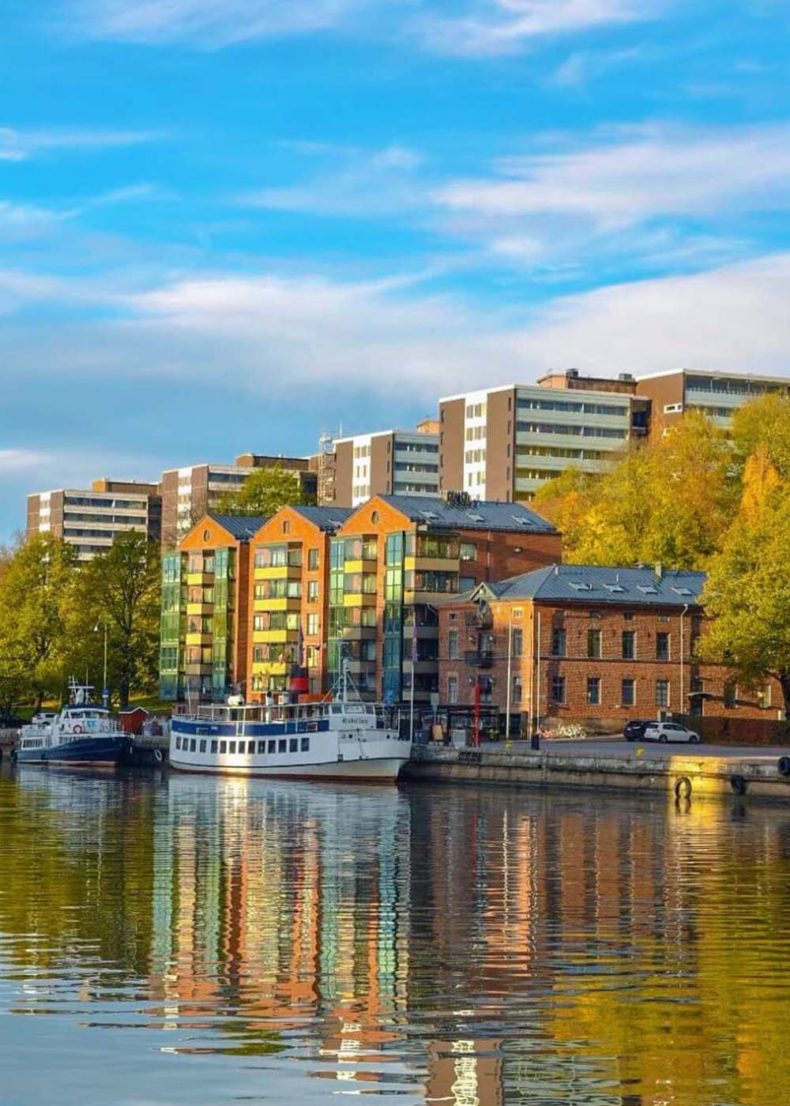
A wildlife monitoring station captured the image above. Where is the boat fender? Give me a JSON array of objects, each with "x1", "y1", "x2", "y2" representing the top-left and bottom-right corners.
[
  {"x1": 778, "y1": 756, "x2": 790, "y2": 778},
  {"x1": 675, "y1": 776, "x2": 692, "y2": 801},
  {"x1": 73, "y1": 725, "x2": 83, "y2": 734},
  {"x1": 154, "y1": 748, "x2": 163, "y2": 764},
  {"x1": 730, "y1": 774, "x2": 747, "y2": 796}
]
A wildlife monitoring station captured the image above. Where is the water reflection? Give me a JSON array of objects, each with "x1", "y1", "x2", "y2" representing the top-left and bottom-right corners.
[{"x1": 1, "y1": 765, "x2": 789, "y2": 1105}]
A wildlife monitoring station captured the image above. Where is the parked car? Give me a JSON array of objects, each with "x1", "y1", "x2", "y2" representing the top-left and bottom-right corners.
[
  {"x1": 643, "y1": 721, "x2": 701, "y2": 744},
  {"x1": 624, "y1": 719, "x2": 651, "y2": 742},
  {"x1": 0, "y1": 712, "x2": 27, "y2": 730}
]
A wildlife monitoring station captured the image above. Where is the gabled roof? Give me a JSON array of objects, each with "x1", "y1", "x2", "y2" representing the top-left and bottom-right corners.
[
  {"x1": 376, "y1": 495, "x2": 558, "y2": 534},
  {"x1": 207, "y1": 513, "x2": 267, "y2": 540},
  {"x1": 289, "y1": 505, "x2": 353, "y2": 532},
  {"x1": 472, "y1": 564, "x2": 706, "y2": 606}
]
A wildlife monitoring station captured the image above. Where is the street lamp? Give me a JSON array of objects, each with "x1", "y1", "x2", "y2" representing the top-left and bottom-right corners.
[{"x1": 94, "y1": 622, "x2": 108, "y2": 707}]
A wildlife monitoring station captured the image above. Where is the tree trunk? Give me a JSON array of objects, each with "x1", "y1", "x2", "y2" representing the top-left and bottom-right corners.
[{"x1": 779, "y1": 671, "x2": 790, "y2": 720}]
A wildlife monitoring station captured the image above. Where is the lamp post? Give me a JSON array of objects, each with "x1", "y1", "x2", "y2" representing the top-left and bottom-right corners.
[
  {"x1": 94, "y1": 622, "x2": 108, "y2": 707},
  {"x1": 505, "y1": 606, "x2": 513, "y2": 742}
]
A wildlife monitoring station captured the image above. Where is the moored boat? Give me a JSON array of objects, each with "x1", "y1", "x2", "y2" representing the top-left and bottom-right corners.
[
  {"x1": 16, "y1": 681, "x2": 128, "y2": 766},
  {"x1": 170, "y1": 666, "x2": 411, "y2": 783}
]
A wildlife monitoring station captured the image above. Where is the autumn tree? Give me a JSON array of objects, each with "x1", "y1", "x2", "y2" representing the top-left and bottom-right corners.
[
  {"x1": 533, "y1": 411, "x2": 737, "y2": 569},
  {"x1": 730, "y1": 392, "x2": 790, "y2": 479},
  {"x1": 218, "y1": 465, "x2": 315, "y2": 518},
  {"x1": 0, "y1": 534, "x2": 78, "y2": 709}
]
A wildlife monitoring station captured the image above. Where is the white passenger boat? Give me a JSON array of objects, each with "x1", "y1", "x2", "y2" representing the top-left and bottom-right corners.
[
  {"x1": 16, "y1": 681, "x2": 128, "y2": 766},
  {"x1": 170, "y1": 666, "x2": 411, "y2": 783}
]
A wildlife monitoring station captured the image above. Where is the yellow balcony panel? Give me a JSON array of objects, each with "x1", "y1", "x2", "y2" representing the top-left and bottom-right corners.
[
  {"x1": 344, "y1": 558, "x2": 378, "y2": 574},
  {"x1": 404, "y1": 555, "x2": 458, "y2": 572},
  {"x1": 185, "y1": 631, "x2": 213, "y2": 646},
  {"x1": 254, "y1": 565, "x2": 302, "y2": 580},
  {"x1": 186, "y1": 601, "x2": 213, "y2": 616},
  {"x1": 186, "y1": 571, "x2": 213, "y2": 586},
  {"x1": 404, "y1": 589, "x2": 459, "y2": 605},
  {"x1": 251, "y1": 661, "x2": 288, "y2": 676},
  {"x1": 343, "y1": 592, "x2": 377, "y2": 607},
  {"x1": 252, "y1": 629, "x2": 298, "y2": 644},
  {"x1": 255, "y1": 597, "x2": 302, "y2": 612}
]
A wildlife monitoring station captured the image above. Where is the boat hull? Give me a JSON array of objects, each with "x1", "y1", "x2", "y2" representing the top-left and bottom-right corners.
[
  {"x1": 169, "y1": 755, "x2": 407, "y2": 783},
  {"x1": 15, "y1": 735, "x2": 128, "y2": 766}
]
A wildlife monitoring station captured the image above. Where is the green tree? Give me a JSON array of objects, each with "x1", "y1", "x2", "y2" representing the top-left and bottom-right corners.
[
  {"x1": 68, "y1": 533, "x2": 161, "y2": 708},
  {"x1": 0, "y1": 534, "x2": 78, "y2": 709},
  {"x1": 217, "y1": 465, "x2": 315, "y2": 517},
  {"x1": 700, "y1": 479, "x2": 790, "y2": 717}
]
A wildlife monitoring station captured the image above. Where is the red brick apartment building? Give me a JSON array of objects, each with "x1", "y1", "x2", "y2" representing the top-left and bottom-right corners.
[{"x1": 438, "y1": 564, "x2": 782, "y2": 733}]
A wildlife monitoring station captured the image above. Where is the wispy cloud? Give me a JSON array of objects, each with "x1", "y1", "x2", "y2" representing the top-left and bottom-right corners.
[
  {"x1": 61, "y1": 0, "x2": 666, "y2": 52},
  {"x1": 239, "y1": 144, "x2": 425, "y2": 218},
  {"x1": 63, "y1": 0, "x2": 379, "y2": 46},
  {"x1": 0, "y1": 126, "x2": 163, "y2": 162},
  {"x1": 434, "y1": 123, "x2": 790, "y2": 227},
  {"x1": 0, "y1": 449, "x2": 52, "y2": 474},
  {"x1": 547, "y1": 45, "x2": 645, "y2": 87},
  {"x1": 410, "y1": 0, "x2": 666, "y2": 58}
]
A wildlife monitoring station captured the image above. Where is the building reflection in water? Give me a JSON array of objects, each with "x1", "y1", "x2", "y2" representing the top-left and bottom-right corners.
[{"x1": 3, "y1": 766, "x2": 790, "y2": 1106}]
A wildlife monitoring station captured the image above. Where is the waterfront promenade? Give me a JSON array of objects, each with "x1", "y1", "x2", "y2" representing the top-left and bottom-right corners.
[{"x1": 405, "y1": 736, "x2": 790, "y2": 803}]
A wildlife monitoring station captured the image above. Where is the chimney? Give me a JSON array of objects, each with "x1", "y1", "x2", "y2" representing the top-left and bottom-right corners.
[{"x1": 654, "y1": 562, "x2": 664, "y2": 579}]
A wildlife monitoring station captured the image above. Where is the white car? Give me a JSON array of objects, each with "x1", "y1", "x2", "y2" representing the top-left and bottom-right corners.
[{"x1": 643, "y1": 721, "x2": 701, "y2": 744}]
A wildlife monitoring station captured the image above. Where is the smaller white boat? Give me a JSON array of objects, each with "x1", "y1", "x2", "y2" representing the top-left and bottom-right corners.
[
  {"x1": 170, "y1": 664, "x2": 411, "y2": 783},
  {"x1": 16, "y1": 680, "x2": 128, "y2": 766}
]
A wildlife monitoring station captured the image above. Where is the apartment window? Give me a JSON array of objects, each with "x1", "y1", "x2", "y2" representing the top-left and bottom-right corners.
[
  {"x1": 724, "y1": 680, "x2": 737, "y2": 709},
  {"x1": 656, "y1": 680, "x2": 670, "y2": 708},
  {"x1": 551, "y1": 628, "x2": 566, "y2": 657},
  {"x1": 308, "y1": 548, "x2": 319, "y2": 570},
  {"x1": 282, "y1": 520, "x2": 290, "y2": 534},
  {"x1": 307, "y1": 613, "x2": 319, "y2": 636},
  {"x1": 551, "y1": 675, "x2": 566, "y2": 704},
  {"x1": 307, "y1": 580, "x2": 318, "y2": 602},
  {"x1": 622, "y1": 678, "x2": 635, "y2": 707},
  {"x1": 512, "y1": 676, "x2": 522, "y2": 704},
  {"x1": 512, "y1": 629, "x2": 523, "y2": 658},
  {"x1": 656, "y1": 632, "x2": 670, "y2": 661},
  {"x1": 448, "y1": 629, "x2": 459, "y2": 660},
  {"x1": 448, "y1": 674, "x2": 458, "y2": 704},
  {"x1": 460, "y1": 542, "x2": 476, "y2": 561},
  {"x1": 587, "y1": 628, "x2": 602, "y2": 659},
  {"x1": 622, "y1": 631, "x2": 635, "y2": 660},
  {"x1": 587, "y1": 677, "x2": 601, "y2": 706}
]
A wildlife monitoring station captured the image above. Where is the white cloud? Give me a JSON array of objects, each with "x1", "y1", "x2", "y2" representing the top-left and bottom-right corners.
[
  {"x1": 434, "y1": 123, "x2": 790, "y2": 228},
  {"x1": 64, "y1": 0, "x2": 379, "y2": 45},
  {"x1": 0, "y1": 127, "x2": 162, "y2": 162},
  {"x1": 0, "y1": 450, "x2": 51, "y2": 474},
  {"x1": 4, "y1": 254, "x2": 790, "y2": 405},
  {"x1": 410, "y1": 0, "x2": 664, "y2": 58}
]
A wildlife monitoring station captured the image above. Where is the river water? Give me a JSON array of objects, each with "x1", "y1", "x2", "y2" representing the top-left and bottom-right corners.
[{"x1": 0, "y1": 767, "x2": 788, "y2": 1106}]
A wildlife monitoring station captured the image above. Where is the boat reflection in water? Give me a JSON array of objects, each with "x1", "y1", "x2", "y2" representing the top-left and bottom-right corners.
[{"x1": 2, "y1": 766, "x2": 790, "y2": 1106}]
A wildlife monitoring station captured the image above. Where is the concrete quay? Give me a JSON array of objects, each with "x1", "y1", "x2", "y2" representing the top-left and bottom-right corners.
[{"x1": 403, "y1": 738, "x2": 790, "y2": 803}]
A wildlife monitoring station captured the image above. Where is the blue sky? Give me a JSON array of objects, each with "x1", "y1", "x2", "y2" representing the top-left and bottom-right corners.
[{"x1": 2, "y1": 0, "x2": 790, "y2": 539}]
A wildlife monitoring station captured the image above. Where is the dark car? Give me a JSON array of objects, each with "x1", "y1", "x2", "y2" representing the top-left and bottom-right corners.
[
  {"x1": 624, "y1": 719, "x2": 650, "y2": 742},
  {"x1": 0, "y1": 713, "x2": 26, "y2": 730}
]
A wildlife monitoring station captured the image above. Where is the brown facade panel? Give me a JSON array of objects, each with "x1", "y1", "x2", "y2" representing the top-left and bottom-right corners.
[
  {"x1": 370, "y1": 433, "x2": 393, "y2": 498},
  {"x1": 333, "y1": 441, "x2": 354, "y2": 507},
  {"x1": 439, "y1": 398, "x2": 465, "y2": 493},
  {"x1": 485, "y1": 388, "x2": 516, "y2": 502},
  {"x1": 635, "y1": 372, "x2": 685, "y2": 440}
]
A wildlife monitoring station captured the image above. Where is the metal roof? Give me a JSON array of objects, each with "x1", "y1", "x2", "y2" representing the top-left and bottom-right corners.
[
  {"x1": 377, "y1": 495, "x2": 558, "y2": 534},
  {"x1": 290, "y1": 505, "x2": 353, "y2": 531},
  {"x1": 477, "y1": 564, "x2": 706, "y2": 606},
  {"x1": 207, "y1": 514, "x2": 267, "y2": 540}
]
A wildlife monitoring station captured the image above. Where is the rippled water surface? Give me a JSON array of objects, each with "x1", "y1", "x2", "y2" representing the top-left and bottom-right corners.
[{"x1": 1, "y1": 766, "x2": 789, "y2": 1105}]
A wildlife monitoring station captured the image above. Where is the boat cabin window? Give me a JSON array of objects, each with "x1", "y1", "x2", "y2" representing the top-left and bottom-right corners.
[
  {"x1": 268, "y1": 740, "x2": 276, "y2": 754},
  {"x1": 301, "y1": 737, "x2": 310, "y2": 752},
  {"x1": 220, "y1": 740, "x2": 227, "y2": 754},
  {"x1": 199, "y1": 740, "x2": 206, "y2": 753},
  {"x1": 289, "y1": 738, "x2": 298, "y2": 753},
  {"x1": 257, "y1": 741, "x2": 266, "y2": 755},
  {"x1": 211, "y1": 740, "x2": 218, "y2": 753},
  {"x1": 278, "y1": 739, "x2": 287, "y2": 753},
  {"x1": 190, "y1": 738, "x2": 197, "y2": 752},
  {"x1": 229, "y1": 741, "x2": 236, "y2": 754}
]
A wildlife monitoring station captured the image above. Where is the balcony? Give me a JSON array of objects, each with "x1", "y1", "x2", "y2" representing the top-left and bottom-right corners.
[
  {"x1": 340, "y1": 625, "x2": 377, "y2": 641},
  {"x1": 464, "y1": 650, "x2": 494, "y2": 668},
  {"x1": 254, "y1": 597, "x2": 301, "y2": 612},
  {"x1": 186, "y1": 631, "x2": 213, "y2": 646},
  {"x1": 254, "y1": 564, "x2": 302, "y2": 580},
  {"x1": 343, "y1": 592, "x2": 377, "y2": 607},
  {"x1": 184, "y1": 662, "x2": 212, "y2": 676},
  {"x1": 404, "y1": 555, "x2": 458, "y2": 573},
  {"x1": 186, "y1": 600, "x2": 213, "y2": 616},
  {"x1": 252, "y1": 629, "x2": 298, "y2": 644},
  {"x1": 402, "y1": 623, "x2": 439, "y2": 639},
  {"x1": 250, "y1": 661, "x2": 288, "y2": 676},
  {"x1": 344, "y1": 557, "x2": 377, "y2": 574},
  {"x1": 186, "y1": 571, "x2": 213, "y2": 586}
]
